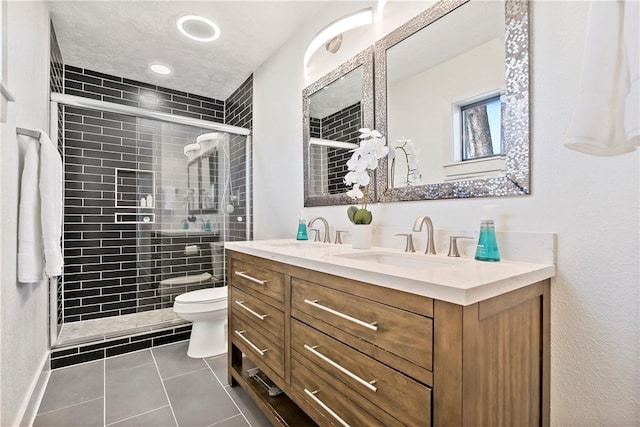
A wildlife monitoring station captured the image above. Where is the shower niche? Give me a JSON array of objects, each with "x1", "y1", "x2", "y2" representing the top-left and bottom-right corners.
[{"x1": 115, "y1": 168, "x2": 156, "y2": 224}]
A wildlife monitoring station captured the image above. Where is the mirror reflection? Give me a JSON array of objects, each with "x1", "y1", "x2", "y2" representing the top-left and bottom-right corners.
[
  {"x1": 187, "y1": 148, "x2": 219, "y2": 214},
  {"x1": 386, "y1": 0, "x2": 505, "y2": 187},
  {"x1": 303, "y1": 47, "x2": 374, "y2": 207},
  {"x1": 375, "y1": 0, "x2": 530, "y2": 201},
  {"x1": 308, "y1": 66, "x2": 363, "y2": 197}
]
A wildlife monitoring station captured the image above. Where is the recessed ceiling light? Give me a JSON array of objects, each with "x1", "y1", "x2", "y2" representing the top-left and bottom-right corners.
[
  {"x1": 177, "y1": 15, "x2": 221, "y2": 42},
  {"x1": 150, "y1": 64, "x2": 172, "y2": 75}
]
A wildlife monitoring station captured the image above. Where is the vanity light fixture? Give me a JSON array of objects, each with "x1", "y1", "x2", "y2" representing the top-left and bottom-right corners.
[
  {"x1": 177, "y1": 15, "x2": 221, "y2": 42},
  {"x1": 150, "y1": 64, "x2": 172, "y2": 75},
  {"x1": 303, "y1": 8, "x2": 373, "y2": 70}
]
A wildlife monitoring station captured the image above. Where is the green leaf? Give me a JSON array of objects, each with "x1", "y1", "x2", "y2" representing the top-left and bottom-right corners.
[
  {"x1": 353, "y1": 208, "x2": 372, "y2": 225},
  {"x1": 347, "y1": 205, "x2": 358, "y2": 224}
]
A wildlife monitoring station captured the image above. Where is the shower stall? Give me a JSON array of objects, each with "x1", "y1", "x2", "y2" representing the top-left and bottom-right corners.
[{"x1": 51, "y1": 93, "x2": 251, "y2": 349}]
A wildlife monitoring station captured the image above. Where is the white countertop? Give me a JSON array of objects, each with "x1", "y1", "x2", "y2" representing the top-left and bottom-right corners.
[{"x1": 225, "y1": 239, "x2": 555, "y2": 306}]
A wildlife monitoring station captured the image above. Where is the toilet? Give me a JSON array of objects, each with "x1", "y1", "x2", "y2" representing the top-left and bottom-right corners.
[
  {"x1": 170, "y1": 242, "x2": 228, "y2": 358},
  {"x1": 173, "y1": 286, "x2": 227, "y2": 358}
]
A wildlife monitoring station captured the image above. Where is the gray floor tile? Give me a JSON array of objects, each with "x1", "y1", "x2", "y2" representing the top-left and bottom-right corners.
[
  {"x1": 38, "y1": 360, "x2": 104, "y2": 414},
  {"x1": 210, "y1": 414, "x2": 250, "y2": 427},
  {"x1": 205, "y1": 354, "x2": 229, "y2": 385},
  {"x1": 106, "y1": 349, "x2": 154, "y2": 372},
  {"x1": 164, "y1": 368, "x2": 240, "y2": 427},
  {"x1": 107, "y1": 405, "x2": 176, "y2": 427},
  {"x1": 33, "y1": 398, "x2": 103, "y2": 427},
  {"x1": 225, "y1": 386, "x2": 272, "y2": 427},
  {"x1": 105, "y1": 361, "x2": 169, "y2": 424},
  {"x1": 152, "y1": 341, "x2": 207, "y2": 379}
]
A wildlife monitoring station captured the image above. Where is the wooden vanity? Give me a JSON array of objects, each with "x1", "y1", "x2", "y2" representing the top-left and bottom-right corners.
[{"x1": 226, "y1": 245, "x2": 551, "y2": 427}]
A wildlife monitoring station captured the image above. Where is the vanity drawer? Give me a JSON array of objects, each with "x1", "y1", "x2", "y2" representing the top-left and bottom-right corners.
[
  {"x1": 291, "y1": 319, "x2": 431, "y2": 427},
  {"x1": 230, "y1": 286, "x2": 284, "y2": 341},
  {"x1": 291, "y1": 357, "x2": 405, "y2": 427},
  {"x1": 291, "y1": 278, "x2": 433, "y2": 371},
  {"x1": 230, "y1": 311, "x2": 284, "y2": 379},
  {"x1": 230, "y1": 259, "x2": 285, "y2": 306}
]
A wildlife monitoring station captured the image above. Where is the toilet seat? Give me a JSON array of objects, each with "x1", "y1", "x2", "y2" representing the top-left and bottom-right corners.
[
  {"x1": 173, "y1": 287, "x2": 227, "y2": 316},
  {"x1": 175, "y1": 287, "x2": 227, "y2": 304}
]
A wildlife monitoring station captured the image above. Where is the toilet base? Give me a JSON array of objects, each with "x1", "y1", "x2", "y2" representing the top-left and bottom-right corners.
[{"x1": 187, "y1": 318, "x2": 227, "y2": 358}]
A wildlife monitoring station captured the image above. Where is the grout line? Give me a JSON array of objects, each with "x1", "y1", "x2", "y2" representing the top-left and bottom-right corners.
[
  {"x1": 104, "y1": 405, "x2": 171, "y2": 426},
  {"x1": 161, "y1": 366, "x2": 210, "y2": 382},
  {"x1": 149, "y1": 349, "x2": 179, "y2": 427},
  {"x1": 207, "y1": 414, "x2": 246, "y2": 427},
  {"x1": 204, "y1": 356, "x2": 253, "y2": 427},
  {"x1": 36, "y1": 396, "x2": 104, "y2": 417}
]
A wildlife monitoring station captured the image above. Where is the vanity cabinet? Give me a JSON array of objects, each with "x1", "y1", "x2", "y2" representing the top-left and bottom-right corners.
[{"x1": 227, "y1": 250, "x2": 550, "y2": 427}]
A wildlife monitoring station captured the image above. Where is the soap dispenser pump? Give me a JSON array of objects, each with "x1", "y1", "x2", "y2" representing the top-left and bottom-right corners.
[
  {"x1": 296, "y1": 209, "x2": 308, "y2": 241},
  {"x1": 475, "y1": 205, "x2": 500, "y2": 262}
]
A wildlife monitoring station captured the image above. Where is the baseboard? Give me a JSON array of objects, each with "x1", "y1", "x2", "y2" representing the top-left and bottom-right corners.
[{"x1": 17, "y1": 351, "x2": 50, "y2": 427}]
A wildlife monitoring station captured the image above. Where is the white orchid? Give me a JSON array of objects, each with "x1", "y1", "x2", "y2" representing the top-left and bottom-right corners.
[{"x1": 344, "y1": 128, "x2": 389, "y2": 207}]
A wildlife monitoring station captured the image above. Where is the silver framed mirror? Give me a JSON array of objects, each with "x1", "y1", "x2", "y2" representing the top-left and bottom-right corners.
[
  {"x1": 303, "y1": 47, "x2": 374, "y2": 207},
  {"x1": 374, "y1": 0, "x2": 530, "y2": 202}
]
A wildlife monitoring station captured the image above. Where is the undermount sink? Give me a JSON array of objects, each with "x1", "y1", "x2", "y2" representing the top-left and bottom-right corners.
[{"x1": 334, "y1": 251, "x2": 470, "y2": 270}]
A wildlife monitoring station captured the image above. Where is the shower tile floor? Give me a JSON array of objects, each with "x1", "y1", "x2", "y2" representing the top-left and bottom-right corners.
[
  {"x1": 58, "y1": 308, "x2": 184, "y2": 345},
  {"x1": 34, "y1": 341, "x2": 272, "y2": 427}
]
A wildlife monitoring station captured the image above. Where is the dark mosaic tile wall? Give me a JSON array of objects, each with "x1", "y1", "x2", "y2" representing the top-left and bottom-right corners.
[
  {"x1": 62, "y1": 105, "x2": 227, "y2": 322},
  {"x1": 50, "y1": 23, "x2": 64, "y2": 94},
  {"x1": 224, "y1": 75, "x2": 253, "y2": 241},
  {"x1": 60, "y1": 68, "x2": 250, "y2": 323},
  {"x1": 309, "y1": 102, "x2": 361, "y2": 195},
  {"x1": 51, "y1": 24, "x2": 65, "y2": 332},
  {"x1": 64, "y1": 65, "x2": 225, "y2": 123}
]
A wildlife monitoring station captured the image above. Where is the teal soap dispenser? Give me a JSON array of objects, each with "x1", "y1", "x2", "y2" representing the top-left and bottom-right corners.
[
  {"x1": 475, "y1": 205, "x2": 500, "y2": 262},
  {"x1": 296, "y1": 209, "x2": 308, "y2": 241}
]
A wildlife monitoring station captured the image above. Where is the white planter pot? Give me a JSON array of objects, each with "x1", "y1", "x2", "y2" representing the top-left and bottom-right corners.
[{"x1": 351, "y1": 224, "x2": 373, "y2": 249}]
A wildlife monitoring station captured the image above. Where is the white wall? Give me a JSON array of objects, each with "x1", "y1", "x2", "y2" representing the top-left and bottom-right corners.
[
  {"x1": 253, "y1": 0, "x2": 639, "y2": 424},
  {"x1": 0, "y1": 1, "x2": 51, "y2": 425}
]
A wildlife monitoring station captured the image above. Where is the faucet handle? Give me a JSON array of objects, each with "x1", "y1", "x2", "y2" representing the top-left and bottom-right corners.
[
  {"x1": 448, "y1": 236, "x2": 474, "y2": 257},
  {"x1": 334, "y1": 230, "x2": 347, "y2": 244},
  {"x1": 396, "y1": 233, "x2": 416, "y2": 252},
  {"x1": 309, "y1": 228, "x2": 321, "y2": 242}
]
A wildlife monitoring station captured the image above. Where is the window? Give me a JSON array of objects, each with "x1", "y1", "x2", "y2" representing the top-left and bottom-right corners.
[{"x1": 460, "y1": 95, "x2": 503, "y2": 161}]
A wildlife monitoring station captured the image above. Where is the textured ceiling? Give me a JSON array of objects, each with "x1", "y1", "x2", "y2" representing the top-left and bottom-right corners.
[{"x1": 48, "y1": 1, "x2": 328, "y2": 101}]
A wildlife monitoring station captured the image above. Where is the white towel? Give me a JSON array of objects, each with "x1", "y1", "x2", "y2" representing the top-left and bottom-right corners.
[
  {"x1": 563, "y1": 0, "x2": 639, "y2": 156},
  {"x1": 18, "y1": 141, "x2": 44, "y2": 282},
  {"x1": 39, "y1": 131, "x2": 64, "y2": 277}
]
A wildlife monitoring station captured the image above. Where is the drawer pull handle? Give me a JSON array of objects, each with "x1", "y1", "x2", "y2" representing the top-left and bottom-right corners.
[
  {"x1": 235, "y1": 271, "x2": 268, "y2": 285},
  {"x1": 304, "y1": 389, "x2": 350, "y2": 427},
  {"x1": 234, "y1": 330, "x2": 268, "y2": 356},
  {"x1": 303, "y1": 299, "x2": 378, "y2": 331},
  {"x1": 304, "y1": 345, "x2": 377, "y2": 392},
  {"x1": 234, "y1": 300, "x2": 268, "y2": 320}
]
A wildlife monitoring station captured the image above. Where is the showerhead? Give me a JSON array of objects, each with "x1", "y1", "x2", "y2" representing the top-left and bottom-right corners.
[
  {"x1": 183, "y1": 142, "x2": 201, "y2": 156},
  {"x1": 196, "y1": 132, "x2": 219, "y2": 144}
]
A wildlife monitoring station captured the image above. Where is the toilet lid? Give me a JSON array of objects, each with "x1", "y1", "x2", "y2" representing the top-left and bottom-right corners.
[{"x1": 175, "y1": 287, "x2": 227, "y2": 304}]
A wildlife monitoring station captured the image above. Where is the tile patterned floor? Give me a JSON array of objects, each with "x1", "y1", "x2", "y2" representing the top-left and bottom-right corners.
[{"x1": 34, "y1": 341, "x2": 272, "y2": 427}]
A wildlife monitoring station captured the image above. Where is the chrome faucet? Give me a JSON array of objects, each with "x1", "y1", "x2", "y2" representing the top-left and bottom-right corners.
[
  {"x1": 412, "y1": 216, "x2": 436, "y2": 255},
  {"x1": 308, "y1": 217, "x2": 330, "y2": 243}
]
